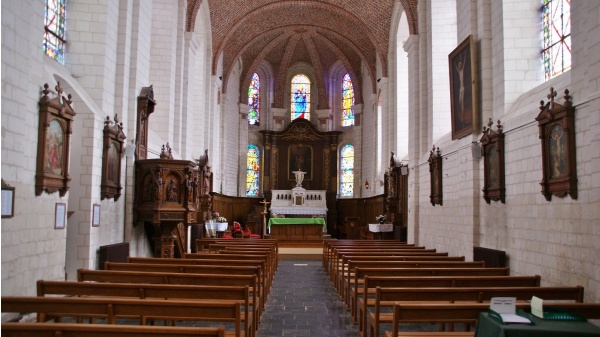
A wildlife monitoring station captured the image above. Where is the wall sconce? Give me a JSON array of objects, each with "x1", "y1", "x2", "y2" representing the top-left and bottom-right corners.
[{"x1": 365, "y1": 180, "x2": 370, "y2": 189}]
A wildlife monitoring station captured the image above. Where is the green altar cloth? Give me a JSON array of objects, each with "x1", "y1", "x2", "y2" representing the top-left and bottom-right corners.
[
  {"x1": 474, "y1": 310, "x2": 600, "y2": 337},
  {"x1": 267, "y1": 218, "x2": 326, "y2": 230}
]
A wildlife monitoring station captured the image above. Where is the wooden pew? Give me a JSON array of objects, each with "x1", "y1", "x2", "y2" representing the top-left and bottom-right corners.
[
  {"x1": 335, "y1": 255, "x2": 464, "y2": 297},
  {"x1": 386, "y1": 302, "x2": 600, "y2": 337},
  {"x1": 77, "y1": 269, "x2": 262, "y2": 324},
  {"x1": 103, "y1": 262, "x2": 268, "y2": 308},
  {"x1": 126, "y1": 256, "x2": 273, "y2": 294},
  {"x1": 2, "y1": 296, "x2": 247, "y2": 337},
  {"x1": 354, "y1": 275, "x2": 540, "y2": 328},
  {"x1": 195, "y1": 239, "x2": 278, "y2": 254},
  {"x1": 36, "y1": 280, "x2": 256, "y2": 337},
  {"x1": 368, "y1": 286, "x2": 585, "y2": 337},
  {"x1": 339, "y1": 260, "x2": 486, "y2": 301},
  {"x1": 1, "y1": 323, "x2": 226, "y2": 337},
  {"x1": 327, "y1": 246, "x2": 430, "y2": 276},
  {"x1": 329, "y1": 250, "x2": 447, "y2": 284},
  {"x1": 323, "y1": 241, "x2": 420, "y2": 269}
]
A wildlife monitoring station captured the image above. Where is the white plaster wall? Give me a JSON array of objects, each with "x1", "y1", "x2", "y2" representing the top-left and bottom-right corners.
[{"x1": 409, "y1": 0, "x2": 600, "y2": 303}]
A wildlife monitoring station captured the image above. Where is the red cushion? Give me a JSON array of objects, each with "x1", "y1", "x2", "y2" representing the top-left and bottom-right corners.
[{"x1": 249, "y1": 234, "x2": 260, "y2": 239}]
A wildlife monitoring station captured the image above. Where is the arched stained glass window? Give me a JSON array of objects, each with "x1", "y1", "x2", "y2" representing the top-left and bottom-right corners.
[
  {"x1": 291, "y1": 74, "x2": 310, "y2": 121},
  {"x1": 248, "y1": 73, "x2": 260, "y2": 125},
  {"x1": 342, "y1": 73, "x2": 355, "y2": 126},
  {"x1": 340, "y1": 144, "x2": 354, "y2": 197},
  {"x1": 44, "y1": 0, "x2": 67, "y2": 64},
  {"x1": 542, "y1": 0, "x2": 571, "y2": 80},
  {"x1": 246, "y1": 144, "x2": 260, "y2": 197}
]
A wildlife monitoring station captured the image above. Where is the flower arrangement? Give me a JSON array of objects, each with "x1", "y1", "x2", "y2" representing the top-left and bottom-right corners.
[
  {"x1": 375, "y1": 214, "x2": 387, "y2": 224},
  {"x1": 210, "y1": 211, "x2": 227, "y2": 222}
]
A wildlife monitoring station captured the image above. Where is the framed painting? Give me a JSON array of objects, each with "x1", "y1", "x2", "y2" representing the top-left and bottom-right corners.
[
  {"x1": 288, "y1": 145, "x2": 313, "y2": 181},
  {"x1": 36, "y1": 81, "x2": 76, "y2": 196},
  {"x1": 480, "y1": 119, "x2": 506, "y2": 204},
  {"x1": 428, "y1": 146, "x2": 443, "y2": 206},
  {"x1": 449, "y1": 35, "x2": 477, "y2": 140},
  {"x1": 101, "y1": 115, "x2": 126, "y2": 201},
  {"x1": 535, "y1": 87, "x2": 577, "y2": 200}
]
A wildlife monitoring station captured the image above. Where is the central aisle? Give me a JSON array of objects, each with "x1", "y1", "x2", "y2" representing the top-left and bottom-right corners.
[{"x1": 257, "y1": 260, "x2": 359, "y2": 337}]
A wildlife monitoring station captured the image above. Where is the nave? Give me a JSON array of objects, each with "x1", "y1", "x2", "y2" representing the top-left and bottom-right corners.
[{"x1": 3, "y1": 239, "x2": 600, "y2": 337}]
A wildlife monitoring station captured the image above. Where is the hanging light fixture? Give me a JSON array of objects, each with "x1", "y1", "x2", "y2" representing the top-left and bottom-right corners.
[{"x1": 365, "y1": 180, "x2": 369, "y2": 189}]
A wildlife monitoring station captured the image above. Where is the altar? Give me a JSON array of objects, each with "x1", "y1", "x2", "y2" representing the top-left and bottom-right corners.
[
  {"x1": 268, "y1": 170, "x2": 327, "y2": 240},
  {"x1": 268, "y1": 218, "x2": 326, "y2": 240}
]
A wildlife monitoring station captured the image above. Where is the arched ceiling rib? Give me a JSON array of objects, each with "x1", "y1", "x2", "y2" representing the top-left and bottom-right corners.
[{"x1": 186, "y1": 0, "x2": 419, "y2": 104}]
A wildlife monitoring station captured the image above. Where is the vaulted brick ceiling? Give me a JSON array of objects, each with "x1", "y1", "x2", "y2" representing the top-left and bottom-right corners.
[{"x1": 186, "y1": 0, "x2": 418, "y2": 108}]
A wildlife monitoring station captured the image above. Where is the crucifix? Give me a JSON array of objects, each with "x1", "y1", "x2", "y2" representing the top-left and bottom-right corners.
[
  {"x1": 260, "y1": 198, "x2": 270, "y2": 238},
  {"x1": 547, "y1": 87, "x2": 557, "y2": 110}
]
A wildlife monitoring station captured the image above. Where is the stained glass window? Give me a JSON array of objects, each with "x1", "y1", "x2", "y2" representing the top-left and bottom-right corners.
[
  {"x1": 340, "y1": 144, "x2": 354, "y2": 197},
  {"x1": 246, "y1": 144, "x2": 260, "y2": 197},
  {"x1": 342, "y1": 73, "x2": 355, "y2": 126},
  {"x1": 248, "y1": 73, "x2": 260, "y2": 125},
  {"x1": 44, "y1": 0, "x2": 67, "y2": 64},
  {"x1": 542, "y1": 0, "x2": 571, "y2": 80},
  {"x1": 291, "y1": 74, "x2": 310, "y2": 121}
]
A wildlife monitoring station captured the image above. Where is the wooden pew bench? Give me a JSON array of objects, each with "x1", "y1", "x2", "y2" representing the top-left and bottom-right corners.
[
  {"x1": 77, "y1": 269, "x2": 262, "y2": 325},
  {"x1": 385, "y1": 302, "x2": 600, "y2": 337},
  {"x1": 126, "y1": 256, "x2": 273, "y2": 295},
  {"x1": 323, "y1": 242, "x2": 420, "y2": 269},
  {"x1": 103, "y1": 262, "x2": 268, "y2": 308},
  {"x1": 336, "y1": 255, "x2": 465, "y2": 303},
  {"x1": 329, "y1": 250, "x2": 446, "y2": 284},
  {"x1": 36, "y1": 280, "x2": 256, "y2": 337},
  {"x1": 368, "y1": 286, "x2": 584, "y2": 337},
  {"x1": 340, "y1": 260, "x2": 486, "y2": 302},
  {"x1": 195, "y1": 239, "x2": 278, "y2": 254},
  {"x1": 327, "y1": 247, "x2": 432, "y2": 279},
  {"x1": 354, "y1": 275, "x2": 540, "y2": 330},
  {"x1": 2, "y1": 296, "x2": 248, "y2": 337},
  {"x1": 1, "y1": 322, "x2": 226, "y2": 337}
]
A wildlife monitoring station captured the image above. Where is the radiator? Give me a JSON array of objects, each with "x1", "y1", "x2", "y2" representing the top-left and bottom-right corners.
[
  {"x1": 473, "y1": 246, "x2": 506, "y2": 268},
  {"x1": 98, "y1": 242, "x2": 129, "y2": 270}
]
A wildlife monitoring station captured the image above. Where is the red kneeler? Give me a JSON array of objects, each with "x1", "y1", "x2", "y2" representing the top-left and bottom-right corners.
[{"x1": 233, "y1": 221, "x2": 260, "y2": 239}]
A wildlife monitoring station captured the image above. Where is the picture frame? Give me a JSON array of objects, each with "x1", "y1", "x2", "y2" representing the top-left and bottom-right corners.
[
  {"x1": 101, "y1": 115, "x2": 127, "y2": 201},
  {"x1": 449, "y1": 35, "x2": 477, "y2": 140},
  {"x1": 36, "y1": 81, "x2": 76, "y2": 197},
  {"x1": 535, "y1": 87, "x2": 577, "y2": 201},
  {"x1": 480, "y1": 119, "x2": 506, "y2": 204},
  {"x1": 428, "y1": 146, "x2": 443, "y2": 206},
  {"x1": 288, "y1": 145, "x2": 313, "y2": 181},
  {"x1": 54, "y1": 202, "x2": 66, "y2": 229},
  {"x1": 1, "y1": 180, "x2": 15, "y2": 218},
  {"x1": 92, "y1": 204, "x2": 101, "y2": 227}
]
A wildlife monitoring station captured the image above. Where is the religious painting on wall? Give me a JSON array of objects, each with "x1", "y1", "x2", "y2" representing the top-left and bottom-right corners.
[
  {"x1": 288, "y1": 145, "x2": 312, "y2": 181},
  {"x1": 101, "y1": 115, "x2": 126, "y2": 201},
  {"x1": 480, "y1": 119, "x2": 506, "y2": 204},
  {"x1": 36, "y1": 81, "x2": 76, "y2": 197},
  {"x1": 449, "y1": 35, "x2": 477, "y2": 140},
  {"x1": 428, "y1": 146, "x2": 443, "y2": 206},
  {"x1": 535, "y1": 87, "x2": 577, "y2": 201}
]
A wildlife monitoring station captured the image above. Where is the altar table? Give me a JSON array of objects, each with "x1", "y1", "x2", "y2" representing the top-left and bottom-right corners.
[
  {"x1": 267, "y1": 218, "x2": 326, "y2": 240},
  {"x1": 368, "y1": 223, "x2": 394, "y2": 240},
  {"x1": 474, "y1": 310, "x2": 600, "y2": 337}
]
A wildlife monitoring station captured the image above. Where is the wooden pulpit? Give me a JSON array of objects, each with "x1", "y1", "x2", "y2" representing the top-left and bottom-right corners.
[{"x1": 134, "y1": 158, "x2": 199, "y2": 258}]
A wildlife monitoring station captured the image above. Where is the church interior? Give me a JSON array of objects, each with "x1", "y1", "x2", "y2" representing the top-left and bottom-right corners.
[{"x1": 2, "y1": 0, "x2": 600, "y2": 333}]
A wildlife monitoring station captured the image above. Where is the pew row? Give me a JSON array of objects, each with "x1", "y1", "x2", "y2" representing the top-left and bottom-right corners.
[
  {"x1": 367, "y1": 286, "x2": 585, "y2": 337},
  {"x1": 36, "y1": 280, "x2": 256, "y2": 337},
  {"x1": 1, "y1": 323, "x2": 226, "y2": 337},
  {"x1": 77, "y1": 269, "x2": 261, "y2": 324},
  {"x1": 386, "y1": 302, "x2": 600, "y2": 337},
  {"x1": 2, "y1": 296, "x2": 248, "y2": 337},
  {"x1": 353, "y1": 275, "x2": 540, "y2": 328}
]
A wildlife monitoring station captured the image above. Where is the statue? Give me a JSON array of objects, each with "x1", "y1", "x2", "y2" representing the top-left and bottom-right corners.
[{"x1": 293, "y1": 170, "x2": 306, "y2": 187}]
